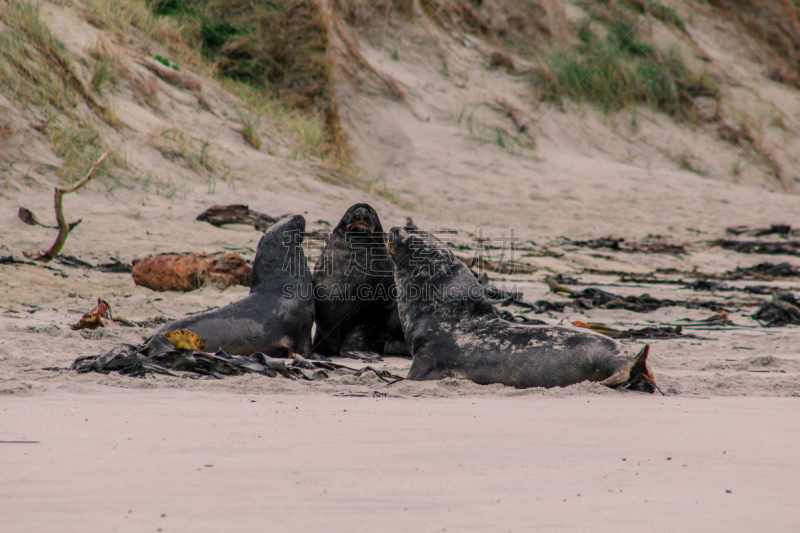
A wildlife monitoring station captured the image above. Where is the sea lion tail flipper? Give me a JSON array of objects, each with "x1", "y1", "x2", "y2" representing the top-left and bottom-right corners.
[{"x1": 601, "y1": 345, "x2": 659, "y2": 394}]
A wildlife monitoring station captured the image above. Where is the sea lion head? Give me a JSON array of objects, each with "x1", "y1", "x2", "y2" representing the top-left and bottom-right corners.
[
  {"x1": 387, "y1": 226, "x2": 495, "y2": 321},
  {"x1": 251, "y1": 214, "x2": 308, "y2": 290},
  {"x1": 386, "y1": 227, "x2": 455, "y2": 274},
  {"x1": 338, "y1": 203, "x2": 383, "y2": 235}
]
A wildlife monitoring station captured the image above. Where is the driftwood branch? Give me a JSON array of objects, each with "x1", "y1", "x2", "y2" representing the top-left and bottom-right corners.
[
  {"x1": 196, "y1": 204, "x2": 278, "y2": 231},
  {"x1": 18, "y1": 206, "x2": 82, "y2": 231},
  {"x1": 26, "y1": 151, "x2": 108, "y2": 263}
]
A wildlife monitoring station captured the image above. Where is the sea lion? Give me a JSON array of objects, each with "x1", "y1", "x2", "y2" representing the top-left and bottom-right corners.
[
  {"x1": 386, "y1": 227, "x2": 655, "y2": 391},
  {"x1": 154, "y1": 215, "x2": 314, "y2": 356},
  {"x1": 312, "y1": 203, "x2": 405, "y2": 356}
]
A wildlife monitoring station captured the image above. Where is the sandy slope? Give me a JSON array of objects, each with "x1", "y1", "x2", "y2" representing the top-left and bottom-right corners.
[{"x1": 2, "y1": 0, "x2": 800, "y2": 529}]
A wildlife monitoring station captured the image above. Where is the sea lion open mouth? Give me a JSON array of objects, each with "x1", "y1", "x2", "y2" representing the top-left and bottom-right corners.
[{"x1": 346, "y1": 219, "x2": 374, "y2": 233}]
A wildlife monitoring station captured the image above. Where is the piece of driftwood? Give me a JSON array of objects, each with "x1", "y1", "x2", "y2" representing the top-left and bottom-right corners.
[
  {"x1": 545, "y1": 275, "x2": 572, "y2": 294},
  {"x1": 131, "y1": 252, "x2": 251, "y2": 292},
  {"x1": 572, "y1": 321, "x2": 691, "y2": 340},
  {"x1": 18, "y1": 207, "x2": 81, "y2": 231},
  {"x1": 196, "y1": 204, "x2": 278, "y2": 231},
  {"x1": 24, "y1": 151, "x2": 108, "y2": 262}
]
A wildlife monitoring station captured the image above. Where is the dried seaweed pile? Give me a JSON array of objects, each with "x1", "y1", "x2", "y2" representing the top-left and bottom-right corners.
[
  {"x1": 561, "y1": 236, "x2": 687, "y2": 254},
  {"x1": 72, "y1": 334, "x2": 404, "y2": 382},
  {"x1": 713, "y1": 239, "x2": 800, "y2": 256},
  {"x1": 752, "y1": 294, "x2": 800, "y2": 327}
]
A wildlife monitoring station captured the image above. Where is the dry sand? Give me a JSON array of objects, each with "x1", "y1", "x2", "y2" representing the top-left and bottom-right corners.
[
  {"x1": 2, "y1": 1, "x2": 800, "y2": 530},
  {"x1": 3, "y1": 391, "x2": 799, "y2": 531}
]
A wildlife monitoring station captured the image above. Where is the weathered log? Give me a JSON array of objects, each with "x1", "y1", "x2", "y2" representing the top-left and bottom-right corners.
[
  {"x1": 196, "y1": 204, "x2": 278, "y2": 231},
  {"x1": 131, "y1": 252, "x2": 251, "y2": 292}
]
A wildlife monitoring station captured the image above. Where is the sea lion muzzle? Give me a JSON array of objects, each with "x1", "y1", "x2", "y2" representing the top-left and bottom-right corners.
[{"x1": 346, "y1": 218, "x2": 374, "y2": 232}]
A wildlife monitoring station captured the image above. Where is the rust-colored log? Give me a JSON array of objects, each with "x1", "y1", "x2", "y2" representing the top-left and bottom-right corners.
[{"x1": 131, "y1": 253, "x2": 251, "y2": 292}]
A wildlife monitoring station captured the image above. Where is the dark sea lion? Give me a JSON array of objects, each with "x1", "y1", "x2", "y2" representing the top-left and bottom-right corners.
[
  {"x1": 386, "y1": 227, "x2": 656, "y2": 391},
  {"x1": 312, "y1": 203, "x2": 405, "y2": 356},
  {"x1": 154, "y1": 215, "x2": 313, "y2": 356}
]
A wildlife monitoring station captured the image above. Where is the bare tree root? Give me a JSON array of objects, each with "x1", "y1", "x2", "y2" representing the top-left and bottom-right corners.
[{"x1": 25, "y1": 151, "x2": 108, "y2": 263}]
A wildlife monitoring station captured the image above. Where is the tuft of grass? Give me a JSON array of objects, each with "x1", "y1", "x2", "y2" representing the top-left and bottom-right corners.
[
  {"x1": 79, "y1": 0, "x2": 346, "y2": 164},
  {"x1": 676, "y1": 151, "x2": 706, "y2": 176},
  {"x1": 45, "y1": 117, "x2": 119, "y2": 185},
  {"x1": 239, "y1": 113, "x2": 262, "y2": 150},
  {"x1": 225, "y1": 79, "x2": 330, "y2": 159},
  {"x1": 623, "y1": 0, "x2": 686, "y2": 32},
  {"x1": 100, "y1": 102, "x2": 120, "y2": 128},
  {"x1": 154, "y1": 127, "x2": 219, "y2": 175},
  {"x1": 90, "y1": 57, "x2": 117, "y2": 92},
  {"x1": 87, "y1": 41, "x2": 128, "y2": 93},
  {"x1": 142, "y1": 172, "x2": 189, "y2": 199},
  {"x1": 535, "y1": 13, "x2": 716, "y2": 122},
  {"x1": 365, "y1": 175, "x2": 418, "y2": 211},
  {"x1": 131, "y1": 74, "x2": 160, "y2": 107}
]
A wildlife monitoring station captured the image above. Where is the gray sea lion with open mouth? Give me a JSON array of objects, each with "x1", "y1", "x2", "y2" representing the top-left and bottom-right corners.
[
  {"x1": 386, "y1": 227, "x2": 656, "y2": 391},
  {"x1": 312, "y1": 203, "x2": 405, "y2": 356},
  {"x1": 153, "y1": 215, "x2": 314, "y2": 356}
]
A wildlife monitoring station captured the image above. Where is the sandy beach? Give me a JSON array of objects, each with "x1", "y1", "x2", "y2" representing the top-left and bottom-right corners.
[{"x1": 4, "y1": 391, "x2": 800, "y2": 532}]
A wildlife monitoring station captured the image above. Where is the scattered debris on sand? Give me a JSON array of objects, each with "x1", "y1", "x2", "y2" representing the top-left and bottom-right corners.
[{"x1": 70, "y1": 298, "x2": 112, "y2": 331}]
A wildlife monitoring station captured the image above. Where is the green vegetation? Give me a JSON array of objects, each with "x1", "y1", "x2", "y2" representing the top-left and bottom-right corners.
[
  {"x1": 87, "y1": 44, "x2": 127, "y2": 93},
  {"x1": 239, "y1": 112, "x2": 263, "y2": 150},
  {"x1": 536, "y1": 12, "x2": 716, "y2": 122},
  {"x1": 46, "y1": 119, "x2": 112, "y2": 183},
  {"x1": 0, "y1": 0, "x2": 118, "y2": 186},
  {"x1": 63, "y1": 0, "x2": 339, "y2": 160},
  {"x1": 154, "y1": 55, "x2": 180, "y2": 70},
  {"x1": 0, "y1": 0, "x2": 74, "y2": 109},
  {"x1": 623, "y1": 0, "x2": 686, "y2": 32},
  {"x1": 144, "y1": 0, "x2": 336, "y2": 130}
]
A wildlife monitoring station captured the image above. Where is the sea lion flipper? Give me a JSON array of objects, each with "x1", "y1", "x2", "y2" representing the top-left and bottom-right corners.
[{"x1": 601, "y1": 344, "x2": 657, "y2": 393}]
